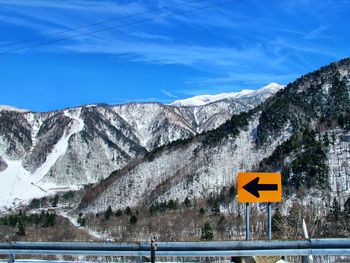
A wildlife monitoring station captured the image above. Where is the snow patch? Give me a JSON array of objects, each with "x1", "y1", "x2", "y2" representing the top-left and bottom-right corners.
[
  {"x1": 0, "y1": 105, "x2": 29, "y2": 112},
  {"x1": 0, "y1": 156, "x2": 8, "y2": 171},
  {"x1": 0, "y1": 159, "x2": 47, "y2": 210},
  {"x1": 32, "y1": 109, "x2": 84, "y2": 180},
  {"x1": 0, "y1": 109, "x2": 85, "y2": 211}
]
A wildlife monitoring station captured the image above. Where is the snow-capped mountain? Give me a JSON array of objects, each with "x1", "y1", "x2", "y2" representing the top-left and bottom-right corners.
[
  {"x1": 3, "y1": 56, "x2": 350, "y2": 218},
  {"x1": 0, "y1": 83, "x2": 281, "y2": 210},
  {"x1": 0, "y1": 105, "x2": 28, "y2": 112},
  {"x1": 80, "y1": 58, "x2": 350, "y2": 215},
  {"x1": 170, "y1": 83, "x2": 283, "y2": 107}
]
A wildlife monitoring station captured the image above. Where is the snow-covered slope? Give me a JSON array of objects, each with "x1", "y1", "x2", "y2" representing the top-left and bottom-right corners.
[
  {"x1": 170, "y1": 83, "x2": 283, "y2": 107},
  {"x1": 0, "y1": 105, "x2": 28, "y2": 112},
  {"x1": 82, "y1": 113, "x2": 291, "y2": 212},
  {"x1": 0, "y1": 106, "x2": 147, "y2": 210},
  {"x1": 112, "y1": 103, "x2": 196, "y2": 150},
  {"x1": 80, "y1": 58, "x2": 350, "y2": 215},
  {"x1": 0, "y1": 109, "x2": 84, "y2": 209},
  {"x1": 326, "y1": 129, "x2": 350, "y2": 205},
  {"x1": 0, "y1": 83, "x2": 280, "y2": 210}
]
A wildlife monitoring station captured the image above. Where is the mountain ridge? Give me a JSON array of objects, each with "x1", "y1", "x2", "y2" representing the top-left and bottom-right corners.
[
  {"x1": 0, "y1": 84, "x2": 279, "y2": 210},
  {"x1": 80, "y1": 58, "x2": 350, "y2": 213},
  {"x1": 170, "y1": 82, "x2": 284, "y2": 107}
]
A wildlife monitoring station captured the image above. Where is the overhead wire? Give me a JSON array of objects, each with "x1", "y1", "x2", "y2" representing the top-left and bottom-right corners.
[
  {"x1": 0, "y1": 0, "x2": 208, "y2": 49},
  {"x1": 0, "y1": 0, "x2": 241, "y2": 54}
]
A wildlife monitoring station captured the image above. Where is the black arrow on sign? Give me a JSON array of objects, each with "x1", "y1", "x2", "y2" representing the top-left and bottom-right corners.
[{"x1": 242, "y1": 177, "x2": 278, "y2": 198}]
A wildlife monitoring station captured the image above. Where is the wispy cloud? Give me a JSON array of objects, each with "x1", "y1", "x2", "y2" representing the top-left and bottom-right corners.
[
  {"x1": 304, "y1": 25, "x2": 331, "y2": 40},
  {"x1": 0, "y1": 0, "x2": 146, "y2": 41},
  {"x1": 160, "y1": 89, "x2": 178, "y2": 98},
  {"x1": 60, "y1": 38, "x2": 270, "y2": 68},
  {"x1": 174, "y1": 88, "x2": 227, "y2": 97},
  {"x1": 186, "y1": 72, "x2": 298, "y2": 88},
  {"x1": 128, "y1": 31, "x2": 173, "y2": 42},
  {"x1": 0, "y1": 0, "x2": 144, "y2": 13},
  {"x1": 1, "y1": 0, "x2": 349, "y2": 101},
  {"x1": 110, "y1": 97, "x2": 171, "y2": 105},
  {"x1": 270, "y1": 37, "x2": 341, "y2": 58}
]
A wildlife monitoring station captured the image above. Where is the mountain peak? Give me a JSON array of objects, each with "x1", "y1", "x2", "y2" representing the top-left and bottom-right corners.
[
  {"x1": 0, "y1": 105, "x2": 29, "y2": 113},
  {"x1": 170, "y1": 83, "x2": 284, "y2": 107}
]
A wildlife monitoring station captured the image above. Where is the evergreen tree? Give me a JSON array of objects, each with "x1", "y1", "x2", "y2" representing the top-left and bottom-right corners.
[
  {"x1": 51, "y1": 194, "x2": 59, "y2": 207},
  {"x1": 183, "y1": 197, "x2": 191, "y2": 207},
  {"x1": 8, "y1": 215, "x2": 17, "y2": 227},
  {"x1": 323, "y1": 132, "x2": 330, "y2": 147},
  {"x1": 167, "y1": 199, "x2": 178, "y2": 210},
  {"x1": 33, "y1": 214, "x2": 40, "y2": 226},
  {"x1": 42, "y1": 212, "x2": 56, "y2": 228},
  {"x1": 344, "y1": 197, "x2": 350, "y2": 233},
  {"x1": 201, "y1": 222, "x2": 214, "y2": 240},
  {"x1": 125, "y1": 206, "x2": 132, "y2": 216},
  {"x1": 149, "y1": 204, "x2": 157, "y2": 215},
  {"x1": 77, "y1": 213, "x2": 86, "y2": 227},
  {"x1": 287, "y1": 204, "x2": 301, "y2": 237},
  {"x1": 211, "y1": 202, "x2": 220, "y2": 216},
  {"x1": 330, "y1": 197, "x2": 341, "y2": 221},
  {"x1": 77, "y1": 217, "x2": 86, "y2": 227},
  {"x1": 104, "y1": 205, "x2": 113, "y2": 220},
  {"x1": 272, "y1": 208, "x2": 285, "y2": 234},
  {"x1": 229, "y1": 185, "x2": 237, "y2": 199},
  {"x1": 217, "y1": 215, "x2": 227, "y2": 235},
  {"x1": 129, "y1": 215, "x2": 137, "y2": 225},
  {"x1": 344, "y1": 197, "x2": 350, "y2": 218},
  {"x1": 29, "y1": 198, "x2": 40, "y2": 209},
  {"x1": 16, "y1": 218, "x2": 26, "y2": 236},
  {"x1": 328, "y1": 75, "x2": 350, "y2": 115},
  {"x1": 331, "y1": 132, "x2": 336, "y2": 144},
  {"x1": 115, "y1": 209, "x2": 122, "y2": 217}
]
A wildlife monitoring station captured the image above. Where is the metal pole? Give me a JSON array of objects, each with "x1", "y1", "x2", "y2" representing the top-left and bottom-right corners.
[
  {"x1": 137, "y1": 243, "x2": 142, "y2": 263},
  {"x1": 8, "y1": 254, "x2": 15, "y2": 263},
  {"x1": 151, "y1": 237, "x2": 157, "y2": 263},
  {"x1": 302, "y1": 219, "x2": 313, "y2": 263},
  {"x1": 245, "y1": 203, "x2": 250, "y2": 240},
  {"x1": 268, "y1": 202, "x2": 271, "y2": 240}
]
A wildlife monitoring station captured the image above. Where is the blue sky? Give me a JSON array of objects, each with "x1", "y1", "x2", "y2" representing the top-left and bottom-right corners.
[{"x1": 0, "y1": 0, "x2": 349, "y2": 111}]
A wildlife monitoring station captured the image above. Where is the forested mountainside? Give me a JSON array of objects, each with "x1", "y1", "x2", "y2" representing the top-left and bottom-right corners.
[
  {"x1": 81, "y1": 58, "x2": 350, "y2": 216},
  {"x1": 0, "y1": 83, "x2": 280, "y2": 209},
  {"x1": 1, "y1": 58, "x2": 350, "y2": 243}
]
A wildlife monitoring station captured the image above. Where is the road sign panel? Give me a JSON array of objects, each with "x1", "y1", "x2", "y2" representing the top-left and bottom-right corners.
[{"x1": 237, "y1": 172, "x2": 282, "y2": 203}]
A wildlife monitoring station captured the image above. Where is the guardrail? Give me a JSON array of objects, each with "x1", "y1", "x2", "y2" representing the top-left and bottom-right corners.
[{"x1": 1, "y1": 239, "x2": 350, "y2": 262}]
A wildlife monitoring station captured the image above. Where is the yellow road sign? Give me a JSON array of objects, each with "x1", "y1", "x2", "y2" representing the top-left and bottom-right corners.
[{"x1": 237, "y1": 172, "x2": 282, "y2": 203}]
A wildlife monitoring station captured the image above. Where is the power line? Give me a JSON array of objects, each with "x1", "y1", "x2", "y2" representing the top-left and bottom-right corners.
[
  {"x1": 0, "y1": 0, "x2": 241, "y2": 54},
  {"x1": 0, "y1": 0, "x2": 207, "y2": 49}
]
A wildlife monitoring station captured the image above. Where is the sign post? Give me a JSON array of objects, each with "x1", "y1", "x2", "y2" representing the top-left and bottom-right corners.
[
  {"x1": 245, "y1": 203, "x2": 250, "y2": 240},
  {"x1": 268, "y1": 202, "x2": 272, "y2": 240},
  {"x1": 237, "y1": 172, "x2": 282, "y2": 240}
]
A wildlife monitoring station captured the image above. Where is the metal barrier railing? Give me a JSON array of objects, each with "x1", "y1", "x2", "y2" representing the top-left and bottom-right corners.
[{"x1": 1, "y1": 239, "x2": 350, "y2": 262}]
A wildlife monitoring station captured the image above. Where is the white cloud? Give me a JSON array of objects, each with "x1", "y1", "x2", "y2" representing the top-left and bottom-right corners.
[
  {"x1": 303, "y1": 25, "x2": 331, "y2": 40},
  {"x1": 160, "y1": 89, "x2": 178, "y2": 98},
  {"x1": 0, "y1": 0, "x2": 144, "y2": 13},
  {"x1": 110, "y1": 97, "x2": 170, "y2": 105},
  {"x1": 1, "y1": 0, "x2": 348, "y2": 96},
  {"x1": 60, "y1": 37, "x2": 269, "y2": 68}
]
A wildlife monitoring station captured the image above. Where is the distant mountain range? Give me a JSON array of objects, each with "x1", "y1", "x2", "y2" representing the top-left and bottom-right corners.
[
  {"x1": 1, "y1": 56, "x2": 350, "y2": 234},
  {"x1": 0, "y1": 82, "x2": 282, "y2": 210},
  {"x1": 79, "y1": 58, "x2": 350, "y2": 217},
  {"x1": 170, "y1": 82, "x2": 283, "y2": 106}
]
